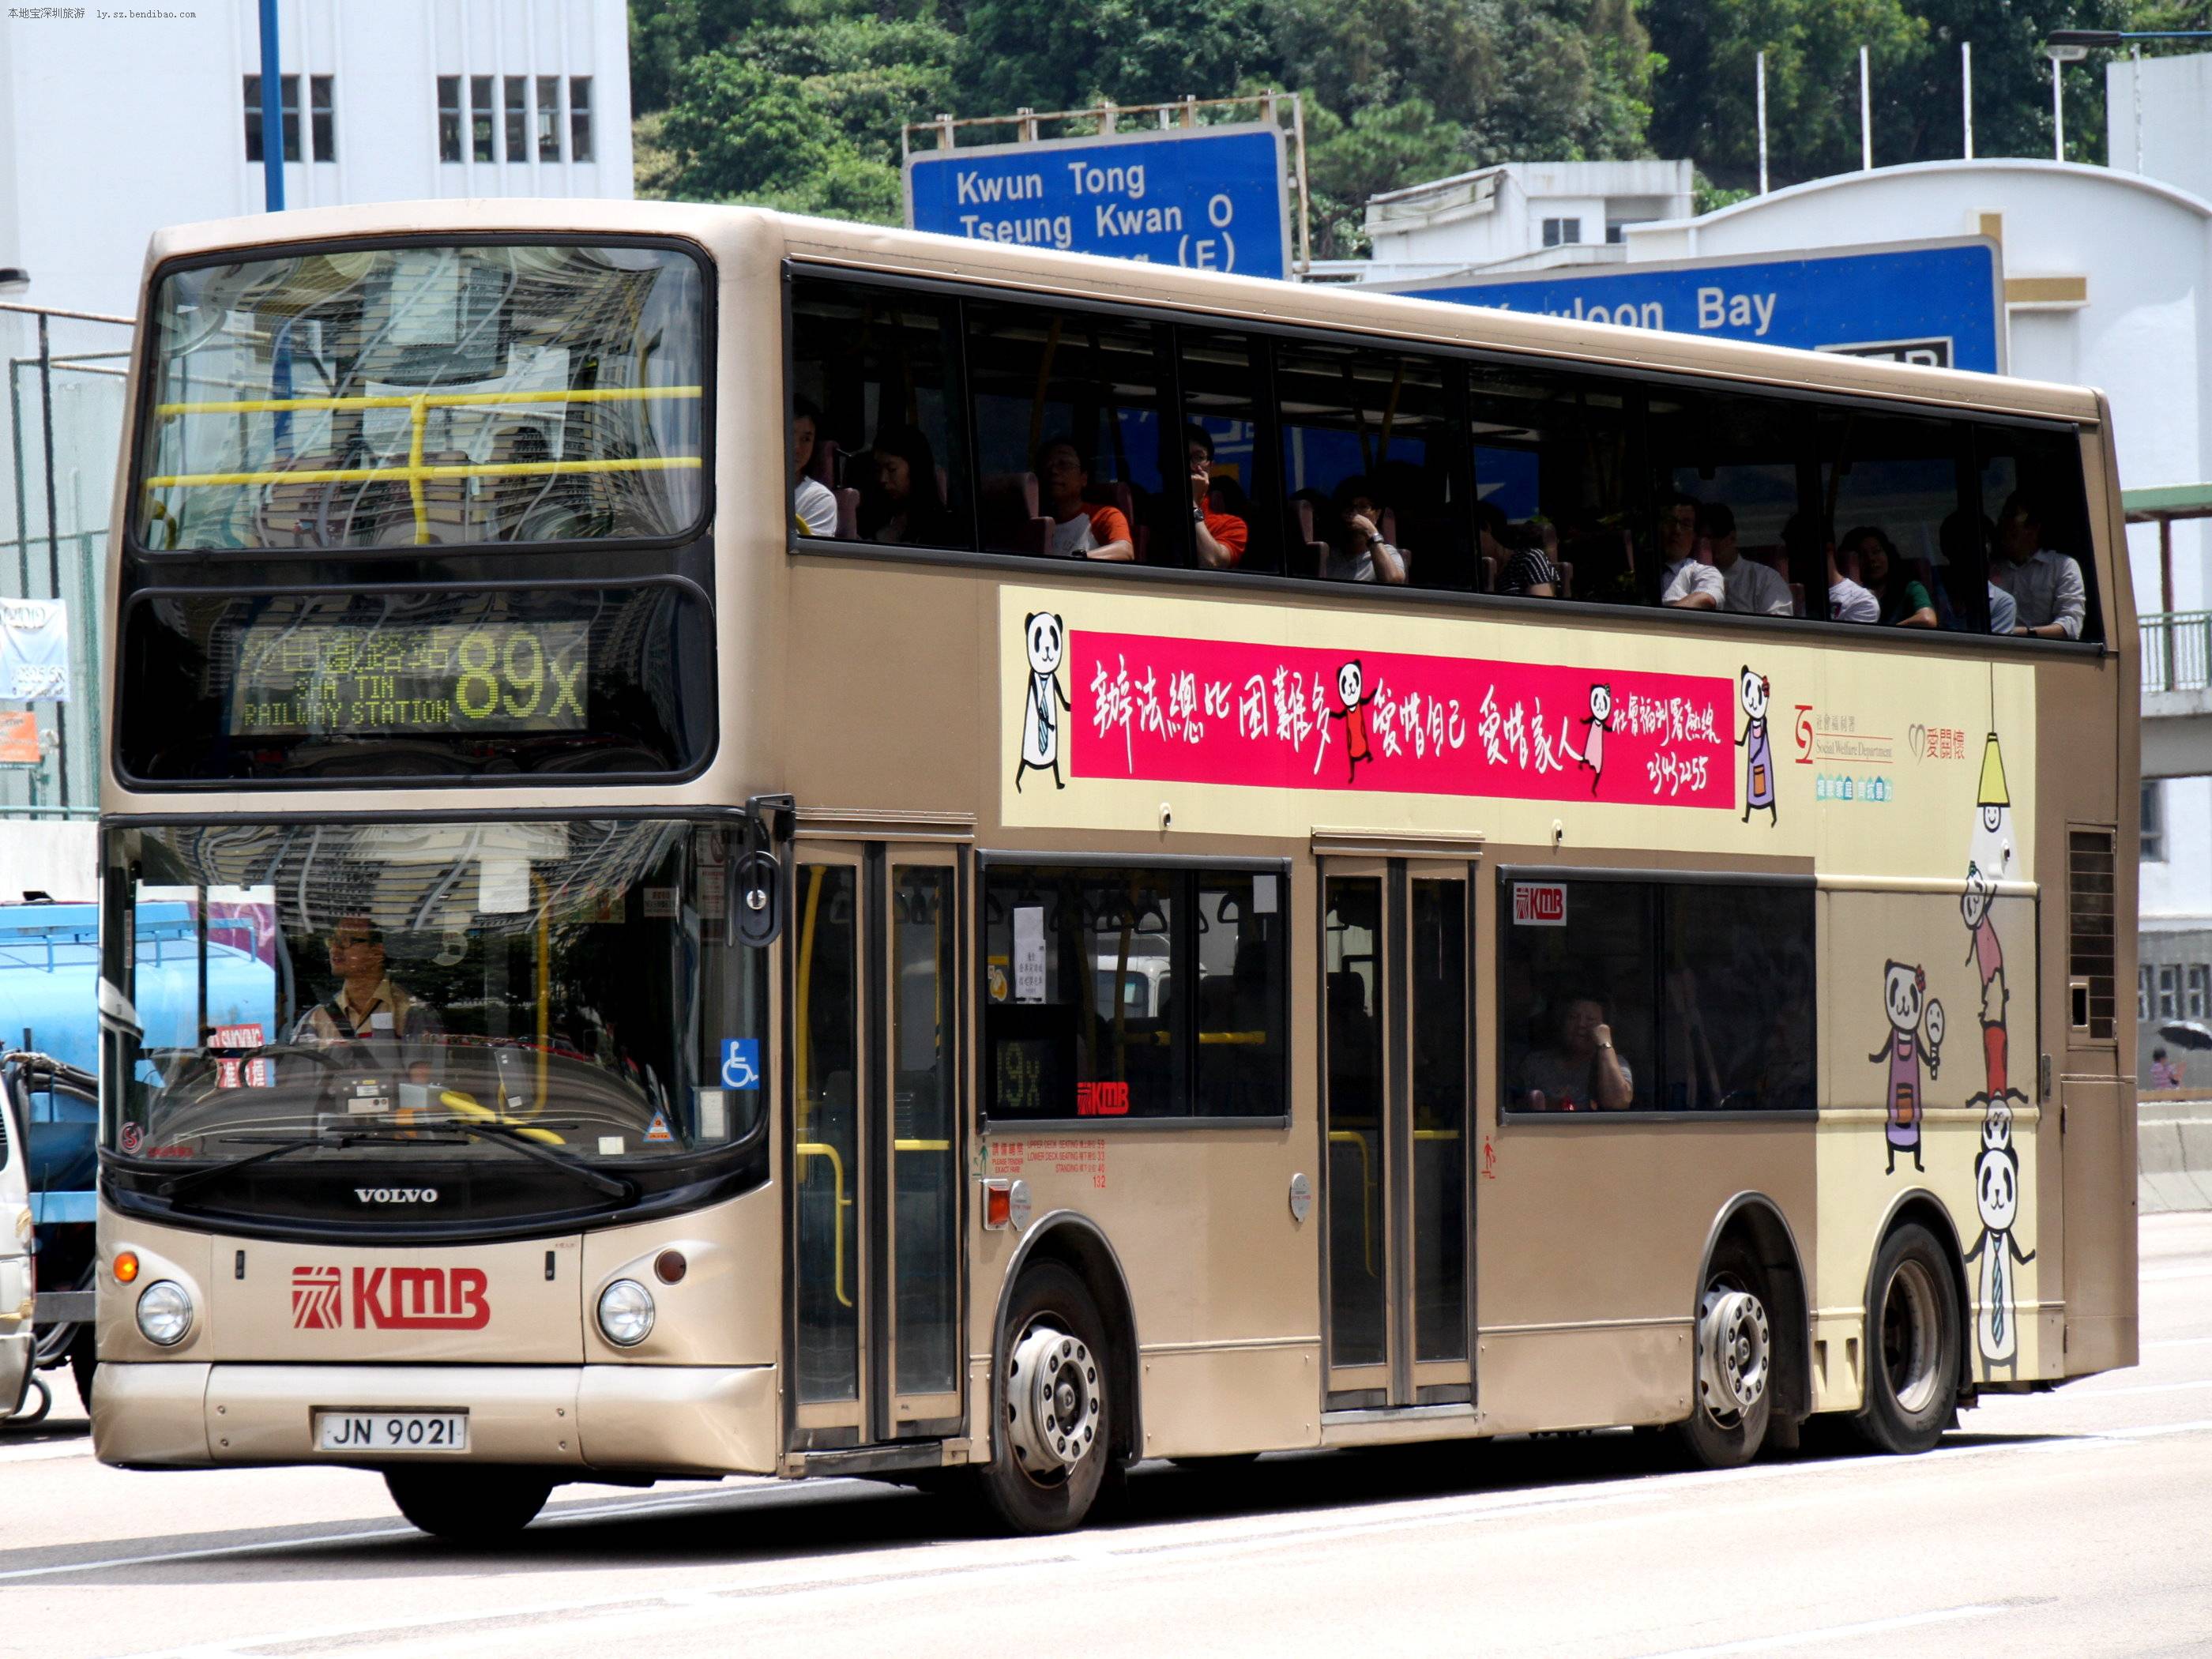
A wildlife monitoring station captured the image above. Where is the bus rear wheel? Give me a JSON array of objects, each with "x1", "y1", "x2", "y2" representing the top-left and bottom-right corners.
[
  {"x1": 1674, "y1": 1238, "x2": 1774, "y2": 1470},
  {"x1": 1854, "y1": 1222, "x2": 1960, "y2": 1454},
  {"x1": 385, "y1": 1465, "x2": 554, "y2": 1540},
  {"x1": 980, "y1": 1262, "x2": 1114, "y2": 1534}
]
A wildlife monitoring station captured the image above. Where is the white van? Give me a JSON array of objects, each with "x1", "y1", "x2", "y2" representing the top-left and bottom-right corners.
[{"x1": 0, "y1": 1058, "x2": 32, "y2": 1422}]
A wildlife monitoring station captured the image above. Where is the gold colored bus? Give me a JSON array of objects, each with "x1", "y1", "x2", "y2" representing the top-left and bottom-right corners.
[{"x1": 92, "y1": 201, "x2": 2138, "y2": 1536}]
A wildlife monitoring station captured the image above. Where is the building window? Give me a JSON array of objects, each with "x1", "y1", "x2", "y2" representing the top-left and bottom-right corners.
[
  {"x1": 2191, "y1": 965, "x2": 2209, "y2": 1021},
  {"x1": 437, "y1": 75, "x2": 461, "y2": 162},
  {"x1": 2143, "y1": 779, "x2": 2166, "y2": 862},
  {"x1": 1606, "y1": 220, "x2": 1628, "y2": 244},
  {"x1": 242, "y1": 73, "x2": 300, "y2": 164},
  {"x1": 505, "y1": 75, "x2": 527, "y2": 161},
  {"x1": 310, "y1": 74, "x2": 335, "y2": 162},
  {"x1": 1541, "y1": 217, "x2": 1582, "y2": 248},
  {"x1": 2159, "y1": 964, "x2": 2179, "y2": 1020},
  {"x1": 470, "y1": 74, "x2": 495, "y2": 162},
  {"x1": 536, "y1": 74, "x2": 562, "y2": 161},
  {"x1": 981, "y1": 863, "x2": 1288, "y2": 1122},
  {"x1": 570, "y1": 76, "x2": 594, "y2": 162}
]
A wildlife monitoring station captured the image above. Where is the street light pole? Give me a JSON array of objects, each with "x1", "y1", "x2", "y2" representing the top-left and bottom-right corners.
[{"x1": 258, "y1": 0, "x2": 284, "y2": 211}]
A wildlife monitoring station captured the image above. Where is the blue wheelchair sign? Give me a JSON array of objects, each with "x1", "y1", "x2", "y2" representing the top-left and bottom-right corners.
[{"x1": 720, "y1": 1039, "x2": 761, "y2": 1090}]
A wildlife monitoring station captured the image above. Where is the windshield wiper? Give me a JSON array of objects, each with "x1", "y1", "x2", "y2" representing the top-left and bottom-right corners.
[
  {"x1": 154, "y1": 1128, "x2": 427, "y2": 1199},
  {"x1": 431, "y1": 1118, "x2": 635, "y2": 1201},
  {"x1": 154, "y1": 1123, "x2": 634, "y2": 1204}
]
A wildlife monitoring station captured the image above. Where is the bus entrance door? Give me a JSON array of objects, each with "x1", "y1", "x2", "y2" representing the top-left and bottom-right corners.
[
  {"x1": 788, "y1": 845, "x2": 966, "y2": 1454},
  {"x1": 1319, "y1": 858, "x2": 1474, "y2": 1411}
]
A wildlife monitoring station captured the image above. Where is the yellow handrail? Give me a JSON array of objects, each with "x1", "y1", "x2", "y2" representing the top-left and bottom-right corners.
[
  {"x1": 796, "y1": 1141, "x2": 852, "y2": 1309},
  {"x1": 145, "y1": 384, "x2": 705, "y2": 545},
  {"x1": 893, "y1": 1139, "x2": 950, "y2": 1152},
  {"x1": 436, "y1": 1089, "x2": 564, "y2": 1146}
]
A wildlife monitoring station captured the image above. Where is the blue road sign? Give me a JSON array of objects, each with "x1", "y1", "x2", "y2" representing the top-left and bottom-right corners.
[
  {"x1": 907, "y1": 124, "x2": 1289, "y2": 279},
  {"x1": 1386, "y1": 239, "x2": 2004, "y2": 374}
]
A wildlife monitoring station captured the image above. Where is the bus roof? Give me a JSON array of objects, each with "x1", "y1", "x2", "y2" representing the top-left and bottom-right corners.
[{"x1": 137, "y1": 198, "x2": 2106, "y2": 428}]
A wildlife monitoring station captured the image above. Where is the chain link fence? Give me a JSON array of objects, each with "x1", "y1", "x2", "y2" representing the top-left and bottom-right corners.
[{"x1": 1, "y1": 300, "x2": 132, "y2": 821}]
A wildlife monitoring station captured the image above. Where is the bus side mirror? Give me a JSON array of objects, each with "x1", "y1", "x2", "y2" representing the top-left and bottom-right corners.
[{"x1": 734, "y1": 849, "x2": 782, "y2": 949}]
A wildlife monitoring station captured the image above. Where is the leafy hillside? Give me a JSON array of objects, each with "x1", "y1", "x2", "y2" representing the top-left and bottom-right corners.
[{"x1": 632, "y1": 0, "x2": 2201, "y2": 253}]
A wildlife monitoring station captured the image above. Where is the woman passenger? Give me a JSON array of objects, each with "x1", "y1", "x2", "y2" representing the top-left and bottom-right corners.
[
  {"x1": 1315, "y1": 476, "x2": 1407, "y2": 585},
  {"x1": 1845, "y1": 525, "x2": 1937, "y2": 629},
  {"x1": 860, "y1": 424, "x2": 953, "y2": 546}
]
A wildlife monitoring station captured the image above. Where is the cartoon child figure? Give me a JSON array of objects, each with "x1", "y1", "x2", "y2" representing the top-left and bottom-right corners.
[
  {"x1": 1962, "y1": 860, "x2": 2008, "y2": 1100},
  {"x1": 1869, "y1": 961, "x2": 1944, "y2": 1174},
  {"x1": 1014, "y1": 611, "x2": 1072, "y2": 792},
  {"x1": 1962, "y1": 1105, "x2": 2036, "y2": 1371},
  {"x1": 1326, "y1": 659, "x2": 1377, "y2": 785},
  {"x1": 1577, "y1": 683, "x2": 1613, "y2": 796},
  {"x1": 1736, "y1": 666, "x2": 1777, "y2": 826}
]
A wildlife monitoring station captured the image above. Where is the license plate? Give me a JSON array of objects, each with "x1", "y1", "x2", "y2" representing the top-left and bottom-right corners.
[{"x1": 314, "y1": 1410, "x2": 468, "y2": 1452}]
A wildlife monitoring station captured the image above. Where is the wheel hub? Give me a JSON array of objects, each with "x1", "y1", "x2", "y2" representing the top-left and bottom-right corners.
[
  {"x1": 1006, "y1": 1322, "x2": 1101, "y2": 1473},
  {"x1": 1698, "y1": 1285, "x2": 1770, "y2": 1421}
]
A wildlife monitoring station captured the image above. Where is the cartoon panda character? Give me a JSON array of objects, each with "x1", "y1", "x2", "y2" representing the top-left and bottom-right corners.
[
  {"x1": 1869, "y1": 960, "x2": 1943, "y2": 1174},
  {"x1": 1014, "y1": 611, "x2": 1072, "y2": 792},
  {"x1": 1962, "y1": 1108, "x2": 2036, "y2": 1372},
  {"x1": 1577, "y1": 683, "x2": 1613, "y2": 796},
  {"x1": 1325, "y1": 659, "x2": 1377, "y2": 785},
  {"x1": 1736, "y1": 666, "x2": 1777, "y2": 826}
]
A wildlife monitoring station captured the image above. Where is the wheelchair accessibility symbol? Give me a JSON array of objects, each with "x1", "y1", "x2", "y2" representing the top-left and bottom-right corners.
[{"x1": 720, "y1": 1038, "x2": 761, "y2": 1090}]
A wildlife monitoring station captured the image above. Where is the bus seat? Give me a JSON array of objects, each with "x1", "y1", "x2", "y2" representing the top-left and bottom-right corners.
[
  {"x1": 1790, "y1": 581, "x2": 1806, "y2": 617},
  {"x1": 1286, "y1": 498, "x2": 1327, "y2": 579},
  {"x1": 1479, "y1": 552, "x2": 1498, "y2": 592},
  {"x1": 834, "y1": 487, "x2": 860, "y2": 540},
  {"x1": 1559, "y1": 559, "x2": 1574, "y2": 599},
  {"x1": 813, "y1": 438, "x2": 842, "y2": 486},
  {"x1": 980, "y1": 472, "x2": 1051, "y2": 555}
]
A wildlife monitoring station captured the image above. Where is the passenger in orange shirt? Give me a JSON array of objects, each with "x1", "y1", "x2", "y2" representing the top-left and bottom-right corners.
[
  {"x1": 1034, "y1": 438, "x2": 1134, "y2": 562},
  {"x1": 1185, "y1": 425, "x2": 1249, "y2": 570}
]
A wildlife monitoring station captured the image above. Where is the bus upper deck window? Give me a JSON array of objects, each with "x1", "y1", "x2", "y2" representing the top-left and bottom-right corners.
[{"x1": 135, "y1": 242, "x2": 708, "y2": 552}]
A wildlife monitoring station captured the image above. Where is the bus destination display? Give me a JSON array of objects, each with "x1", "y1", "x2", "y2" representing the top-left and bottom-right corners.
[{"x1": 226, "y1": 619, "x2": 590, "y2": 737}]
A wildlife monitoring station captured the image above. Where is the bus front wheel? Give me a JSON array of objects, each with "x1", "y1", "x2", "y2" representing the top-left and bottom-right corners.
[
  {"x1": 1854, "y1": 1223, "x2": 1961, "y2": 1454},
  {"x1": 980, "y1": 1262, "x2": 1115, "y2": 1534},
  {"x1": 385, "y1": 1465, "x2": 554, "y2": 1540},
  {"x1": 1674, "y1": 1237, "x2": 1774, "y2": 1469}
]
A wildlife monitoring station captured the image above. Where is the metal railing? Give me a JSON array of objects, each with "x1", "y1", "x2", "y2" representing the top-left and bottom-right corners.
[{"x1": 2141, "y1": 611, "x2": 2212, "y2": 695}]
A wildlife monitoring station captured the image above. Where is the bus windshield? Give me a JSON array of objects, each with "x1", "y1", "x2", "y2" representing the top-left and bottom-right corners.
[
  {"x1": 135, "y1": 242, "x2": 706, "y2": 551},
  {"x1": 101, "y1": 819, "x2": 765, "y2": 1171}
]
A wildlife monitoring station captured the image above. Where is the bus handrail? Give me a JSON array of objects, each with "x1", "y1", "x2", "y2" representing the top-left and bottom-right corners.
[
  {"x1": 796, "y1": 1141, "x2": 852, "y2": 1309},
  {"x1": 142, "y1": 384, "x2": 705, "y2": 547}
]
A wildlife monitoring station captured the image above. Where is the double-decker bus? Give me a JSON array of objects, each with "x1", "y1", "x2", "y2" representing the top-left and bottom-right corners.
[{"x1": 92, "y1": 201, "x2": 2137, "y2": 1537}]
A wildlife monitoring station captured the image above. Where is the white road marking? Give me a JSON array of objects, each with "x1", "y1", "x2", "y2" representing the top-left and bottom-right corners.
[{"x1": 1627, "y1": 1603, "x2": 2004, "y2": 1659}]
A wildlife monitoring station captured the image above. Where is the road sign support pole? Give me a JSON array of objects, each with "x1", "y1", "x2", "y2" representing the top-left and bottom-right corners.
[
  {"x1": 1860, "y1": 45, "x2": 1872, "y2": 170},
  {"x1": 1292, "y1": 93, "x2": 1312, "y2": 280},
  {"x1": 258, "y1": 0, "x2": 284, "y2": 211},
  {"x1": 1963, "y1": 42, "x2": 1973, "y2": 159}
]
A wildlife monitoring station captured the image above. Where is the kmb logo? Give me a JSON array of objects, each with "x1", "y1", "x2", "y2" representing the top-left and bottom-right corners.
[{"x1": 290, "y1": 1265, "x2": 490, "y2": 1330}]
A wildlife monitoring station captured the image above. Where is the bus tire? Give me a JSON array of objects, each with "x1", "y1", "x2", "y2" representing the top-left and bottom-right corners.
[
  {"x1": 980, "y1": 1262, "x2": 1114, "y2": 1535},
  {"x1": 384, "y1": 1466, "x2": 554, "y2": 1539},
  {"x1": 1854, "y1": 1222, "x2": 1960, "y2": 1455},
  {"x1": 1673, "y1": 1236, "x2": 1774, "y2": 1470},
  {"x1": 70, "y1": 1332, "x2": 95, "y2": 1414}
]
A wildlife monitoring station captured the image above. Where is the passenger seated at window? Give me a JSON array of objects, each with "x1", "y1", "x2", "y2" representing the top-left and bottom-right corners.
[
  {"x1": 1034, "y1": 437, "x2": 1134, "y2": 562},
  {"x1": 859, "y1": 424, "x2": 953, "y2": 546},
  {"x1": 1990, "y1": 491, "x2": 2086, "y2": 639},
  {"x1": 1939, "y1": 509, "x2": 2017, "y2": 634},
  {"x1": 1705, "y1": 502, "x2": 1792, "y2": 617},
  {"x1": 1184, "y1": 425, "x2": 1248, "y2": 570},
  {"x1": 1484, "y1": 501, "x2": 1558, "y2": 597},
  {"x1": 1517, "y1": 991, "x2": 1634, "y2": 1112},
  {"x1": 791, "y1": 397, "x2": 837, "y2": 538},
  {"x1": 1845, "y1": 525, "x2": 1936, "y2": 629},
  {"x1": 1307, "y1": 476, "x2": 1407, "y2": 585},
  {"x1": 1657, "y1": 491, "x2": 1723, "y2": 610},
  {"x1": 1788, "y1": 513, "x2": 1876, "y2": 623}
]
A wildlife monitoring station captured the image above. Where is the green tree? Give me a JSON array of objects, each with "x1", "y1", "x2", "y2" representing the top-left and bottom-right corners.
[
  {"x1": 1301, "y1": 96, "x2": 1470, "y2": 258},
  {"x1": 950, "y1": 0, "x2": 1275, "y2": 115}
]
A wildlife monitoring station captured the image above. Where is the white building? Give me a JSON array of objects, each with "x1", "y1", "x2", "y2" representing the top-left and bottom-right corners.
[
  {"x1": 2108, "y1": 50, "x2": 2212, "y2": 207},
  {"x1": 0, "y1": 1, "x2": 632, "y2": 900},
  {"x1": 1356, "y1": 160, "x2": 1694, "y2": 283},
  {"x1": 0, "y1": 0, "x2": 632, "y2": 318}
]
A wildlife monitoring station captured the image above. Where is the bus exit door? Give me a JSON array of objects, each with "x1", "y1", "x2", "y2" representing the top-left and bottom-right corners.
[
  {"x1": 1319, "y1": 858, "x2": 1475, "y2": 1410},
  {"x1": 787, "y1": 841, "x2": 966, "y2": 1452}
]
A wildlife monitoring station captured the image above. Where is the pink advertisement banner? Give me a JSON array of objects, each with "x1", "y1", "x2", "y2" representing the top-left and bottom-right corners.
[{"x1": 1067, "y1": 629, "x2": 1742, "y2": 808}]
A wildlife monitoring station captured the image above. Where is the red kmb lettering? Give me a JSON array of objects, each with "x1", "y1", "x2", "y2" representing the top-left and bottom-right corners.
[{"x1": 351, "y1": 1266, "x2": 491, "y2": 1330}]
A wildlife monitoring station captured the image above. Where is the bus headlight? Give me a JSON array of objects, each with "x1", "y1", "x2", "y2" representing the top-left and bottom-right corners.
[
  {"x1": 136, "y1": 1280, "x2": 194, "y2": 1347},
  {"x1": 596, "y1": 1278, "x2": 655, "y2": 1347}
]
